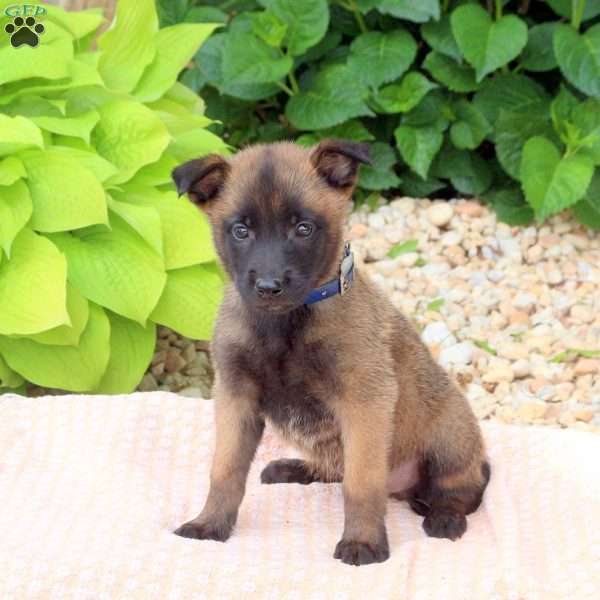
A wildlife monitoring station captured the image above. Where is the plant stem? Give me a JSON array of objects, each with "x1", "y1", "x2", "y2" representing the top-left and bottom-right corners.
[
  {"x1": 443, "y1": 0, "x2": 451, "y2": 12},
  {"x1": 287, "y1": 70, "x2": 300, "y2": 94},
  {"x1": 572, "y1": 0, "x2": 587, "y2": 31},
  {"x1": 494, "y1": 0, "x2": 503, "y2": 20},
  {"x1": 349, "y1": 0, "x2": 368, "y2": 33},
  {"x1": 275, "y1": 81, "x2": 294, "y2": 96}
]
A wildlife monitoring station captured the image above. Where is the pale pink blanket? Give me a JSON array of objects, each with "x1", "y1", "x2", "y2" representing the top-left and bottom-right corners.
[{"x1": 1, "y1": 392, "x2": 599, "y2": 600}]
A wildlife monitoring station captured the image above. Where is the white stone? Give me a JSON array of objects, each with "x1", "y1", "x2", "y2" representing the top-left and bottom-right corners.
[
  {"x1": 427, "y1": 203, "x2": 454, "y2": 227},
  {"x1": 513, "y1": 292, "x2": 537, "y2": 311},
  {"x1": 439, "y1": 342, "x2": 474, "y2": 366},
  {"x1": 367, "y1": 213, "x2": 386, "y2": 229},
  {"x1": 421, "y1": 322, "x2": 456, "y2": 347}
]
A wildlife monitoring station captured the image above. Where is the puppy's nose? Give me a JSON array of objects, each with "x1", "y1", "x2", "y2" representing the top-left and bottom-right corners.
[{"x1": 255, "y1": 277, "x2": 283, "y2": 298}]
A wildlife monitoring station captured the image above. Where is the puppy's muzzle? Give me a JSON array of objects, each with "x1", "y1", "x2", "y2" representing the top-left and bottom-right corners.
[{"x1": 255, "y1": 277, "x2": 283, "y2": 298}]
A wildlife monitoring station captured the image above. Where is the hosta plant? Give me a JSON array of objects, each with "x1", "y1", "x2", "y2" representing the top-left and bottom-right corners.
[{"x1": 0, "y1": 0, "x2": 228, "y2": 394}]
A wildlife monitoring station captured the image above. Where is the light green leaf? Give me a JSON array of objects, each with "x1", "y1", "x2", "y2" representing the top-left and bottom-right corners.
[
  {"x1": 49, "y1": 217, "x2": 166, "y2": 325},
  {"x1": 270, "y1": 0, "x2": 329, "y2": 56},
  {"x1": 151, "y1": 262, "x2": 224, "y2": 340},
  {"x1": 394, "y1": 124, "x2": 443, "y2": 179},
  {"x1": 115, "y1": 187, "x2": 215, "y2": 269},
  {"x1": 30, "y1": 111, "x2": 100, "y2": 144},
  {"x1": 371, "y1": 72, "x2": 437, "y2": 114},
  {"x1": 20, "y1": 284, "x2": 89, "y2": 347},
  {"x1": 95, "y1": 312, "x2": 156, "y2": 394},
  {"x1": 0, "y1": 304, "x2": 110, "y2": 392},
  {"x1": 377, "y1": 0, "x2": 439, "y2": 23},
  {"x1": 547, "y1": 0, "x2": 600, "y2": 21},
  {"x1": 0, "y1": 180, "x2": 32, "y2": 256},
  {"x1": 348, "y1": 30, "x2": 417, "y2": 88},
  {"x1": 521, "y1": 23, "x2": 558, "y2": 72},
  {"x1": 49, "y1": 144, "x2": 119, "y2": 183},
  {"x1": 427, "y1": 298, "x2": 445, "y2": 312},
  {"x1": 450, "y1": 100, "x2": 492, "y2": 150},
  {"x1": 168, "y1": 128, "x2": 229, "y2": 163},
  {"x1": 554, "y1": 24, "x2": 600, "y2": 99},
  {"x1": 107, "y1": 196, "x2": 163, "y2": 257},
  {"x1": 0, "y1": 115, "x2": 43, "y2": 156},
  {"x1": 0, "y1": 354, "x2": 24, "y2": 388},
  {"x1": 44, "y1": 6, "x2": 105, "y2": 39},
  {"x1": 0, "y1": 228, "x2": 68, "y2": 335},
  {"x1": 358, "y1": 143, "x2": 400, "y2": 191},
  {"x1": 520, "y1": 136, "x2": 594, "y2": 220},
  {"x1": 286, "y1": 64, "x2": 373, "y2": 130},
  {"x1": 421, "y1": 15, "x2": 462, "y2": 62},
  {"x1": 0, "y1": 156, "x2": 26, "y2": 187},
  {"x1": 495, "y1": 111, "x2": 556, "y2": 179},
  {"x1": 572, "y1": 99, "x2": 600, "y2": 164},
  {"x1": 20, "y1": 150, "x2": 108, "y2": 232},
  {"x1": 473, "y1": 339, "x2": 497, "y2": 356},
  {"x1": 451, "y1": 5, "x2": 527, "y2": 81},
  {"x1": 388, "y1": 239, "x2": 418, "y2": 258},
  {"x1": 221, "y1": 32, "x2": 292, "y2": 85},
  {"x1": 251, "y1": 11, "x2": 288, "y2": 47},
  {"x1": 127, "y1": 153, "x2": 180, "y2": 188},
  {"x1": 93, "y1": 100, "x2": 171, "y2": 185},
  {"x1": 98, "y1": 0, "x2": 158, "y2": 92},
  {"x1": 134, "y1": 23, "x2": 218, "y2": 102},
  {"x1": 473, "y1": 74, "x2": 550, "y2": 125},
  {"x1": 551, "y1": 85, "x2": 579, "y2": 131},
  {"x1": 423, "y1": 51, "x2": 479, "y2": 93}
]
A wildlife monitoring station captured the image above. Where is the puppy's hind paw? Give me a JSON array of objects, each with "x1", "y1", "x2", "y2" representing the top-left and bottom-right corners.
[
  {"x1": 333, "y1": 538, "x2": 390, "y2": 566},
  {"x1": 174, "y1": 518, "x2": 233, "y2": 542}
]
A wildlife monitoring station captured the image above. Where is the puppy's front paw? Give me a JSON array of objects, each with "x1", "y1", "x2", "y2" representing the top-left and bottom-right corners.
[
  {"x1": 423, "y1": 510, "x2": 466, "y2": 541},
  {"x1": 174, "y1": 517, "x2": 233, "y2": 542},
  {"x1": 333, "y1": 537, "x2": 390, "y2": 566}
]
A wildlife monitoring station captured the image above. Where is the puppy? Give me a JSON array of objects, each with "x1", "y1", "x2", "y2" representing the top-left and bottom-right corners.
[{"x1": 172, "y1": 140, "x2": 490, "y2": 566}]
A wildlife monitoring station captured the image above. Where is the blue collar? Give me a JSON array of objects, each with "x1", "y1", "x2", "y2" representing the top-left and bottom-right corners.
[{"x1": 304, "y1": 243, "x2": 355, "y2": 306}]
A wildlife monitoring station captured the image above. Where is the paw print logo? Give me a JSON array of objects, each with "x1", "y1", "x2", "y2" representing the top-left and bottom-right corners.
[{"x1": 5, "y1": 16, "x2": 45, "y2": 48}]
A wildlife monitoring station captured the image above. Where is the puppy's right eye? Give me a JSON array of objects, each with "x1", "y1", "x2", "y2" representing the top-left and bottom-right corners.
[{"x1": 232, "y1": 223, "x2": 249, "y2": 240}]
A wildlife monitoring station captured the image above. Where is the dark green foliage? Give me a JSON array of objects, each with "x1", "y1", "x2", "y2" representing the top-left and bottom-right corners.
[{"x1": 159, "y1": 0, "x2": 600, "y2": 228}]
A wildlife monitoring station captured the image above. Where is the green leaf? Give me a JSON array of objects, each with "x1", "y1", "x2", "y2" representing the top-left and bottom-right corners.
[
  {"x1": 554, "y1": 24, "x2": 600, "y2": 99},
  {"x1": 20, "y1": 150, "x2": 108, "y2": 233},
  {"x1": 571, "y1": 99, "x2": 600, "y2": 164},
  {"x1": 251, "y1": 11, "x2": 288, "y2": 47},
  {"x1": 421, "y1": 15, "x2": 462, "y2": 62},
  {"x1": 551, "y1": 85, "x2": 579, "y2": 132},
  {"x1": 359, "y1": 143, "x2": 400, "y2": 191},
  {"x1": 520, "y1": 136, "x2": 594, "y2": 220},
  {"x1": 98, "y1": 0, "x2": 158, "y2": 92},
  {"x1": 521, "y1": 23, "x2": 558, "y2": 72},
  {"x1": 150, "y1": 262, "x2": 224, "y2": 340},
  {"x1": 286, "y1": 64, "x2": 373, "y2": 130},
  {"x1": 426, "y1": 298, "x2": 445, "y2": 312},
  {"x1": 296, "y1": 120, "x2": 375, "y2": 147},
  {"x1": 49, "y1": 217, "x2": 166, "y2": 325},
  {"x1": 269, "y1": 0, "x2": 329, "y2": 56},
  {"x1": 107, "y1": 196, "x2": 164, "y2": 258},
  {"x1": 473, "y1": 339, "x2": 497, "y2": 356},
  {"x1": 400, "y1": 172, "x2": 446, "y2": 197},
  {"x1": 221, "y1": 32, "x2": 292, "y2": 86},
  {"x1": 156, "y1": 0, "x2": 188, "y2": 26},
  {"x1": 0, "y1": 304, "x2": 110, "y2": 392},
  {"x1": 348, "y1": 30, "x2": 417, "y2": 88},
  {"x1": 388, "y1": 239, "x2": 418, "y2": 258},
  {"x1": 92, "y1": 100, "x2": 171, "y2": 185},
  {"x1": 394, "y1": 124, "x2": 443, "y2": 180},
  {"x1": 115, "y1": 187, "x2": 216, "y2": 269},
  {"x1": 377, "y1": 0, "x2": 440, "y2": 23},
  {"x1": 551, "y1": 347, "x2": 600, "y2": 363},
  {"x1": 0, "y1": 115, "x2": 43, "y2": 156},
  {"x1": 0, "y1": 24, "x2": 73, "y2": 86},
  {"x1": 95, "y1": 312, "x2": 156, "y2": 394},
  {"x1": 0, "y1": 354, "x2": 24, "y2": 388},
  {"x1": 0, "y1": 156, "x2": 26, "y2": 187},
  {"x1": 473, "y1": 74, "x2": 550, "y2": 125},
  {"x1": 573, "y1": 170, "x2": 600, "y2": 229},
  {"x1": 483, "y1": 187, "x2": 534, "y2": 225},
  {"x1": 168, "y1": 128, "x2": 229, "y2": 163},
  {"x1": 49, "y1": 145, "x2": 119, "y2": 183},
  {"x1": 0, "y1": 180, "x2": 31, "y2": 257},
  {"x1": 433, "y1": 145, "x2": 493, "y2": 196},
  {"x1": 134, "y1": 23, "x2": 219, "y2": 102},
  {"x1": 402, "y1": 90, "x2": 451, "y2": 131},
  {"x1": 451, "y1": 5, "x2": 527, "y2": 82},
  {"x1": 0, "y1": 228, "x2": 68, "y2": 336},
  {"x1": 371, "y1": 72, "x2": 437, "y2": 114},
  {"x1": 547, "y1": 0, "x2": 600, "y2": 21},
  {"x1": 21, "y1": 284, "x2": 89, "y2": 347},
  {"x1": 449, "y1": 100, "x2": 492, "y2": 150},
  {"x1": 30, "y1": 111, "x2": 100, "y2": 144},
  {"x1": 44, "y1": 5, "x2": 105, "y2": 39},
  {"x1": 185, "y1": 7, "x2": 228, "y2": 24},
  {"x1": 495, "y1": 111, "x2": 556, "y2": 179},
  {"x1": 423, "y1": 51, "x2": 479, "y2": 93}
]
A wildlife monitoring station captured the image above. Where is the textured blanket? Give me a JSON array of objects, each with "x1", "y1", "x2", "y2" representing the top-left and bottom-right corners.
[{"x1": 1, "y1": 392, "x2": 599, "y2": 600}]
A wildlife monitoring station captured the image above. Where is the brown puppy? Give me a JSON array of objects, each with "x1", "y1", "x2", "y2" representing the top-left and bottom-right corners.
[{"x1": 172, "y1": 140, "x2": 490, "y2": 566}]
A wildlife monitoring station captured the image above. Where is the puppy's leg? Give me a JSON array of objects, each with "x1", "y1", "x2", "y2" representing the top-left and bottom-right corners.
[
  {"x1": 260, "y1": 459, "x2": 321, "y2": 485},
  {"x1": 410, "y1": 418, "x2": 490, "y2": 541},
  {"x1": 333, "y1": 403, "x2": 392, "y2": 566},
  {"x1": 175, "y1": 378, "x2": 263, "y2": 542}
]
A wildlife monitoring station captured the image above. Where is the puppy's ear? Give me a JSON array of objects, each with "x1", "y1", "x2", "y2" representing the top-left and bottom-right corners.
[
  {"x1": 172, "y1": 155, "x2": 230, "y2": 208},
  {"x1": 310, "y1": 139, "x2": 371, "y2": 189}
]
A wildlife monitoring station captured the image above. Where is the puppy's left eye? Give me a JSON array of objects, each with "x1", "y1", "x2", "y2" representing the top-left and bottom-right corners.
[{"x1": 296, "y1": 222, "x2": 313, "y2": 237}]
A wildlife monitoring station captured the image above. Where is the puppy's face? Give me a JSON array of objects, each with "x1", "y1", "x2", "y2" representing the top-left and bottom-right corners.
[{"x1": 173, "y1": 140, "x2": 370, "y2": 313}]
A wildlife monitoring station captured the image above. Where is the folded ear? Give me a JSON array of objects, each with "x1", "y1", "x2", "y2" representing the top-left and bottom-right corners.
[
  {"x1": 310, "y1": 139, "x2": 371, "y2": 189},
  {"x1": 172, "y1": 155, "x2": 230, "y2": 208}
]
